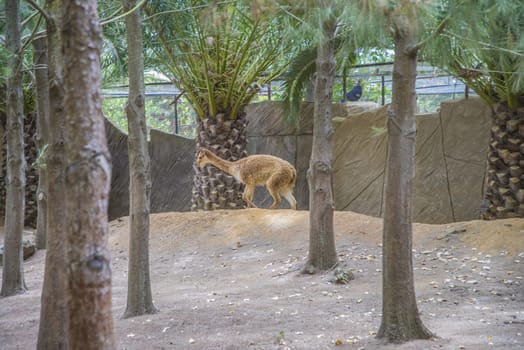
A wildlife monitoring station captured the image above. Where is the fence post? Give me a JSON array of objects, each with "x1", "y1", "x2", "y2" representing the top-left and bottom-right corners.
[
  {"x1": 174, "y1": 97, "x2": 179, "y2": 134},
  {"x1": 381, "y1": 75, "x2": 385, "y2": 105}
]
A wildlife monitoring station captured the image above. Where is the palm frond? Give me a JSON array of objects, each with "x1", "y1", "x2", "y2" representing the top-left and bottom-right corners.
[
  {"x1": 145, "y1": 0, "x2": 291, "y2": 120},
  {"x1": 281, "y1": 44, "x2": 317, "y2": 124},
  {"x1": 424, "y1": 0, "x2": 524, "y2": 107}
]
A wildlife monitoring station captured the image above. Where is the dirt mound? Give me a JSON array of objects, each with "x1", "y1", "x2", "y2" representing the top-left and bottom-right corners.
[{"x1": 1, "y1": 210, "x2": 523, "y2": 349}]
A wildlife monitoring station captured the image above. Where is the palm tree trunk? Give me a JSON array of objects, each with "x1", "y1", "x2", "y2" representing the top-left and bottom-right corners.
[
  {"x1": 191, "y1": 113, "x2": 248, "y2": 210},
  {"x1": 482, "y1": 101, "x2": 523, "y2": 219}
]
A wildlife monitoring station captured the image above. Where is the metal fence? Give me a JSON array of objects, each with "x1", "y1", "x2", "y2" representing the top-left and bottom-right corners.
[{"x1": 102, "y1": 63, "x2": 471, "y2": 136}]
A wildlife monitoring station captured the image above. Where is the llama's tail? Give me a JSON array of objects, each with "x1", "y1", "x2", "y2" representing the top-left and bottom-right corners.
[{"x1": 290, "y1": 168, "x2": 297, "y2": 186}]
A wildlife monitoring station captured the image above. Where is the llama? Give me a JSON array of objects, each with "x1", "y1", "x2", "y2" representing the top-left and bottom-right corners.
[{"x1": 196, "y1": 148, "x2": 297, "y2": 210}]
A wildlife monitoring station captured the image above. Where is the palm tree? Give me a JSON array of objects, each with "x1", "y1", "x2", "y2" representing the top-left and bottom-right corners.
[
  {"x1": 426, "y1": 0, "x2": 523, "y2": 219},
  {"x1": 145, "y1": 0, "x2": 291, "y2": 210}
]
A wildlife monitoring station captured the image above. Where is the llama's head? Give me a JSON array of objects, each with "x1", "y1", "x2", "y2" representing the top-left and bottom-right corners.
[{"x1": 196, "y1": 148, "x2": 212, "y2": 168}]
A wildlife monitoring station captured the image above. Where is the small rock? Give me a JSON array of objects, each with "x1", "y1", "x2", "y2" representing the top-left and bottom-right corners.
[
  {"x1": 446, "y1": 226, "x2": 467, "y2": 235},
  {"x1": 333, "y1": 269, "x2": 355, "y2": 284}
]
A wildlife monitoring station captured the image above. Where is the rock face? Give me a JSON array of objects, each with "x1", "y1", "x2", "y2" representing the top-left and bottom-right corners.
[{"x1": 0, "y1": 97, "x2": 495, "y2": 225}]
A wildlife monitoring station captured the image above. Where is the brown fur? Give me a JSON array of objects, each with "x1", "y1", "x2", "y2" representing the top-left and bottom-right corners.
[{"x1": 196, "y1": 148, "x2": 297, "y2": 210}]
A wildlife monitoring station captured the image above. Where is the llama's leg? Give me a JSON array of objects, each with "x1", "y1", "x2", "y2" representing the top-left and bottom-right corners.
[
  {"x1": 268, "y1": 188, "x2": 281, "y2": 209},
  {"x1": 266, "y1": 179, "x2": 282, "y2": 209},
  {"x1": 242, "y1": 185, "x2": 257, "y2": 208},
  {"x1": 268, "y1": 174, "x2": 292, "y2": 209},
  {"x1": 282, "y1": 189, "x2": 297, "y2": 210}
]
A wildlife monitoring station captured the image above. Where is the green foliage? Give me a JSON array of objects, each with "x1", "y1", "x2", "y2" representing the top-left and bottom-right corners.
[
  {"x1": 418, "y1": 94, "x2": 452, "y2": 114},
  {"x1": 424, "y1": 0, "x2": 524, "y2": 107},
  {"x1": 145, "y1": 0, "x2": 292, "y2": 120},
  {"x1": 0, "y1": 0, "x2": 42, "y2": 116},
  {"x1": 279, "y1": 1, "x2": 396, "y2": 122},
  {"x1": 363, "y1": 79, "x2": 391, "y2": 105},
  {"x1": 281, "y1": 44, "x2": 317, "y2": 122},
  {"x1": 32, "y1": 144, "x2": 49, "y2": 170},
  {"x1": 102, "y1": 96, "x2": 197, "y2": 138}
]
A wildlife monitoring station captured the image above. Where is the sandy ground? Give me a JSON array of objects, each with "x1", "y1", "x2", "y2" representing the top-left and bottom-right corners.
[{"x1": 0, "y1": 209, "x2": 523, "y2": 349}]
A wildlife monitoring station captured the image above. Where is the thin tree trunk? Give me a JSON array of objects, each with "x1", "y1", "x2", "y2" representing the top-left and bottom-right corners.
[
  {"x1": 62, "y1": 0, "x2": 115, "y2": 348},
  {"x1": 37, "y1": 1, "x2": 69, "y2": 347},
  {"x1": 0, "y1": 108, "x2": 4, "y2": 180},
  {"x1": 33, "y1": 36, "x2": 49, "y2": 250},
  {"x1": 122, "y1": 0, "x2": 157, "y2": 318},
  {"x1": 303, "y1": 14, "x2": 338, "y2": 274},
  {"x1": 1, "y1": 0, "x2": 27, "y2": 297},
  {"x1": 377, "y1": 3, "x2": 433, "y2": 343}
]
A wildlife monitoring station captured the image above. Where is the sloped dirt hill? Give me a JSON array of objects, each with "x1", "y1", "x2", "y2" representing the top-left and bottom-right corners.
[{"x1": 0, "y1": 209, "x2": 523, "y2": 349}]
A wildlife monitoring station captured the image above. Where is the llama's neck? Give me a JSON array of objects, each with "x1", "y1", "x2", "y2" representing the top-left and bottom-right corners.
[{"x1": 204, "y1": 152, "x2": 237, "y2": 176}]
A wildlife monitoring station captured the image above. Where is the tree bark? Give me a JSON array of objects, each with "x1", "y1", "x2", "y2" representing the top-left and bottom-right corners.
[
  {"x1": 33, "y1": 36, "x2": 50, "y2": 250},
  {"x1": 62, "y1": 0, "x2": 115, "y2": 348},
  {"x1": 122, "y1": 0, "x2": 157, "y2": 318},
  {"x1": 303, "y1": 14, "x2": 338, "y2": 274},
  {"x1": 192, "y1": 114, "x2": 248, "y2": 210},
  {"x1": 377, "y1": 3, "x2": 433, "y2": 343},
  {"x1": 1, "y1": 0, "x2": 27, "y2": 297},
  {"x1": 482, "y1": 101, "x2": 523, "y2": 219},
  {"x1": 37, "y1": 1, "x2": 69, "y2": 348}
]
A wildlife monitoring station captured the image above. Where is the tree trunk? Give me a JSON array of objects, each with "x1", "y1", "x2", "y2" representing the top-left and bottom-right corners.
[
  {"x1": 191, "y1": 113, "x2": 248, "y2": 210},
  {"x1": 303, "y1": 14, "x2": 338, "y2": 274},
  {"x1": 0, "y1": 96, "x2": 4, "y2": 180},
  {"x1": 122, "y1": 0, "x2": 157, "y2": 318},
  {"x1": 33, "y1": 36, "x2": 49, "y2": 250},
  {"x1": 482, "y1": 101, "x2": 523, "y2": 219},
  {"x1": 1, "y1": 0, "x2": 27, "y2": 297},
  {"x1": 377, "y1": 4, "x2": 433, "y2": 343},
  {"x1": 37, "y1": 1, "x2": 69, "y2": 347},
  {"x1": 62, "y1": 0, "x2": 115, "y2": 348}
]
